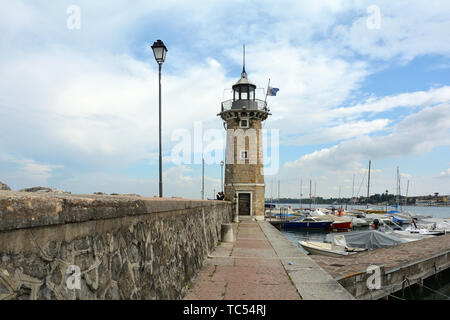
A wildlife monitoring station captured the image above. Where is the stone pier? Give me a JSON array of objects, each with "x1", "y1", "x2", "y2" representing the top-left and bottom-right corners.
[
  {"x1": 184, "y1": 218, "x2": 354, "y2": 300},
  {"x1": 0, "y1": 191, "x2": 232, "y2": 300}
]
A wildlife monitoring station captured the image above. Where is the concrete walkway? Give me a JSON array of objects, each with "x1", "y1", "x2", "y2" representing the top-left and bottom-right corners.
[{"x1": 184, "y1": 219, "x2": 354, "y2": 300}]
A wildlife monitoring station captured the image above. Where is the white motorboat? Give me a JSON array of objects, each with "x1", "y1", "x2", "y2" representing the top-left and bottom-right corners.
[
  {"x1": 298, "y1": 240, "x2": 366, "y2": 257},
  {"x1": 365, "y1": 213, "x2": 394, "y2": 225},
  {"x1": 402, "y1": 226, "x2": 445, "y2": 236},
  {"x1": 350, "y1": 216, "x2": 371, "y2": 227},
  {"x1": 391, "y1": 230, "x2": 435, "y2": 241},
  {"x1": 417, "y1": 218, "x2": 450, "y2": 233}
]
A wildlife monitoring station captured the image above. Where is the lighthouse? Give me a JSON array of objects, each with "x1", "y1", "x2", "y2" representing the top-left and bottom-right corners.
[{"x1": 218, "y1": 49, "x2": 271, "y2": 219}]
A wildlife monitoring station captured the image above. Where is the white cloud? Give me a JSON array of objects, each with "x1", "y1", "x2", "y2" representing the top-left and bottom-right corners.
[
  {"x1": 54, "y1": 164, "x2": 220, "y2": 198},
  {"x1": 287, "y1": 119, "x2": 390, "y2": 145},
  {"x1": 1, "y1": 1, "x2": 450, "y2": 197},
  {"x1": 0, "y1": 48, "x2": 229, "y2": 168},
  {"x1": 281, "y1": 103, "x2": 450, "y2": 197},
  {"x1": 331, "y1": 86, "x2": 450, "y2": 119},
  {"x1": 440, "y1": 169, "x2": 450, "y2": 178},
  {"x1": 288, "y1": 103, "x2": 450, "y2": 168},
  {"x1": 333, "y1": 1, "x2": 450, "y2": 62},
  {"x1": 0, "y1": 153, "x2": 60, "y2": 189}
]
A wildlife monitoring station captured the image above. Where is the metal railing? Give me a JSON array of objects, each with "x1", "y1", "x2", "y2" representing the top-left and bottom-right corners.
[{"x1": 221, "y1": 99, "x2": 268, "y2": 111}]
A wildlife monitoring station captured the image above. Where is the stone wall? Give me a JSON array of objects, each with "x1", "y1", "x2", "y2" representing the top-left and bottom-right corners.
[
  {"x1": 0, "y1": 191, "x2": 232, "y2": 300},
  {"x1": 224, "y1": 117, "x2": 265, "y2": 216}
]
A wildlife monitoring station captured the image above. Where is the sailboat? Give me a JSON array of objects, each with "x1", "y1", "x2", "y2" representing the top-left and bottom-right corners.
[
  {"x1": 355, "y1": 160, "x2": 388, "y2": 214},
  {"x1": 386, "y1": 167, "x2": 412, "y2": 225}
]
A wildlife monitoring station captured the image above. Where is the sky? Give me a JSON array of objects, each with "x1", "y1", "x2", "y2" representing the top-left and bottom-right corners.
[{"x1": 0, "y1": 0, "x2": 449, "y2": 199}]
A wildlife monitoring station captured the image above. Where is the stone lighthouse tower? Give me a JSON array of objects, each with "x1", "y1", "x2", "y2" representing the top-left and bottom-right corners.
[{"x1": 218, "y1": 51, "x2": 271, "y2": 219}]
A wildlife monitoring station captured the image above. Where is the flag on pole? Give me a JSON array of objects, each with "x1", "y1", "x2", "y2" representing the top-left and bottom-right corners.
[{"x1": 267, "y1": 86, "x2": 280, "y2": 96}]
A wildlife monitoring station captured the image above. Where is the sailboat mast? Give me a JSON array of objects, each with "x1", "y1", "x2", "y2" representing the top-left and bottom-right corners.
[
  {"x1": 366, "y1": 160, "x2": 371, "y2": 209},
  {"x1": 299, "y1": 179, "x2": 303, "y2": 210},
  {"x1": 405, "y1": 179, "x2": 409, "y2": 206},
  {"x1": 309, "y1": 180, "x2": 312, "y2": 210},
  {"x1": 338, "y1": 185, "x2": 341, "y2": 210},
  {"x1": 270, "y1": 179, "x2": 273, "y2": 203},
  {"x1": 277, "y1": 180, "x2": 280, "y2": 209},
  {"x1": 314, "y1": 181, "x2": 317, "y2": 206},
  {"x1": 351, "y1": 174, "x2": 355, "y2": 208},
  {"x1": 396, "y1": 166, "x2": 400, "y2": 208},
  {"x1": 201, "y1": 157, "x2": 205, "y2": 200}
]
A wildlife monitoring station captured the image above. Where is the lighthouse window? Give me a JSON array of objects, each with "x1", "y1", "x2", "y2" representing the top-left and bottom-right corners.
[
  {"x1": 239, "y1": 119, "x2": 249, "y2": 128},
  {"x1": 249, "y1": 87, "x2": 255, "y2": 100},
  {"x1": 240, "y1": 150, "x2": 248, "y2": 160}
]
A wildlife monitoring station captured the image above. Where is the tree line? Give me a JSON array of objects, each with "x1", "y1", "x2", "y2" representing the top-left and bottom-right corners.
[{"x1": 266, "y1": 193, "x2": 417, "y2": 205}]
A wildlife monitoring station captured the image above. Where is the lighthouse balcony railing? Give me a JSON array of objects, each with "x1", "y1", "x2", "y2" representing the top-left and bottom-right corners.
[{"x1": 221, "y1": 99, "x2": 268, "y2": 112}]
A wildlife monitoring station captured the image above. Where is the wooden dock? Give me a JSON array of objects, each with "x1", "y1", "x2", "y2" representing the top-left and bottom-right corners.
[{"x1": 310, "y1": 234, "x2": 450, "y2": 299}]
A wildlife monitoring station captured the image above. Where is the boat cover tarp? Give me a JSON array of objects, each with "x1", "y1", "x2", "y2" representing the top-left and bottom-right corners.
[
  {"x1": 273, "y1": 213, "x2": 297, "y2": 217},
  {"x1": 420, "y1": 218, "x2": 450, "y2": 231},
  {"x1": 315, "y1": 214, "x2": 350, "y2": 222},
  {"x1": 331, "y1": 230, "x2": 408, "y2": 250},
  {"x1": 309, "y1": 210, "x2": 326, "y2": 217}
]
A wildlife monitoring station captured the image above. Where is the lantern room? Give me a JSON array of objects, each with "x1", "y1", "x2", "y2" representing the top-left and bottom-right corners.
[{"x1": 230, "y1": 69, "x2": 259, "y2": 110}]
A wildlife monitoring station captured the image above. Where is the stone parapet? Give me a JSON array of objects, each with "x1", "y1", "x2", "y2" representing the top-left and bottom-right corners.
[
  {"x1": 0, "y1": 191, "x2": 224, "y2": 232},
  {"x1": 0, "y1": 191, "x2": 232, "y2": 300}
]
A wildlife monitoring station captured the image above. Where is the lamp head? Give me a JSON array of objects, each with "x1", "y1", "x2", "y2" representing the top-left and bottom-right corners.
[{"x1": 151, "y1": 39, "x2": 168, "y2": 64}]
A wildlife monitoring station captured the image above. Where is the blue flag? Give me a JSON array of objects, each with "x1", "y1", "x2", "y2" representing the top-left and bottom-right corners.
[{"x1": 267, "y1": 86, "x2": 279, "y2": 96}]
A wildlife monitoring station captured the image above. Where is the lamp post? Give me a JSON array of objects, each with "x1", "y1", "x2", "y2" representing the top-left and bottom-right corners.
[
  {"x1": 220, "y1": 160, "x2": 224, "y2": 193},
  {"x1": 151, "y1": 39, "x2": 168, "y2": 198},
  {"x1": 202, "y1": 157, "x2": 205, "y2": 200}
]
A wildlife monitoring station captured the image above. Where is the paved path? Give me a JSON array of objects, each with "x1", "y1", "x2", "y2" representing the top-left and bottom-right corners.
[{"x1": 184, "y1": 219, "x2": 354, "y2": 300}]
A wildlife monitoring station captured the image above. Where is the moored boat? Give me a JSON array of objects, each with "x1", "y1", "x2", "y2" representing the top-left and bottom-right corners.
[
  {"x1": 298, "y1": 240, "x2": 366, "y2": 257},
  {"x1": 417, "y1": 218, "x2": 450, "y2": 233},
  {"x1": 350, "y1": 216, "x2": 371, "y2": 227},
  {"x1": 311, "y1": 212, "x2": 353, "y2": 230},
  {"x1": 354, "y1": 208, "x2": 388, "y2": 214},
  {"x1": 331, "y1": 221, "x2": 352, "y2": 230},
  {"x1": 264, "y1": 203, "x2": 276, "y2": 209},
  {"x1": 282, "y1": 217, "x2": 333, "y2": 229},
  {"x1": 390, "y1": 214, "x2": 412, "y2": 225},
  {"x1": 391, "y1": 230, "x2": 437, "y2": 241},
  {"x1": 403, "y1": 225, "x2": 445, "y2": 236}
]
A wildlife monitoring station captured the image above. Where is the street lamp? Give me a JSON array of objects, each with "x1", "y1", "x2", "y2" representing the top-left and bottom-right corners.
[
  {"x1": 151, "y1": 39, "x2": 168, "y2": 198},
  {"x1": 220, "y1": 160, "x2": 224, "y2": 193}
]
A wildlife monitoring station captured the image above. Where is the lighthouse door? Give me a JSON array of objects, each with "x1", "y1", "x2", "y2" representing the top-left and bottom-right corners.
[{"x1": 238, "y1": 193, "x2": 251, "y2": 215}]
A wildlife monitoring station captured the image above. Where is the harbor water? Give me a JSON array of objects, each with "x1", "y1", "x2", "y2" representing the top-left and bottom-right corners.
[{"x1": 274, "y1": 203, "x2": 450, "y2": 300}]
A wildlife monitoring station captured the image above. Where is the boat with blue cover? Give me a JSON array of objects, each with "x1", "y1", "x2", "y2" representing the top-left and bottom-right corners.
[
  {"x1": 282, "y1": 217, "x2": 333, "y2": 229},
  {"x1": 390, "y1": 214, "x2": 412, "y2": 225}
]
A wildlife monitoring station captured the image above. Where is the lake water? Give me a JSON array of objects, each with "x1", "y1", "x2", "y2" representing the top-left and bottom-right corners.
[
  {"x1": 389, "y1": 268, "x2": 450, "y2": 300},
  {"x1": 273, "y1": 203, "x2": 450, "y2": 300}
]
